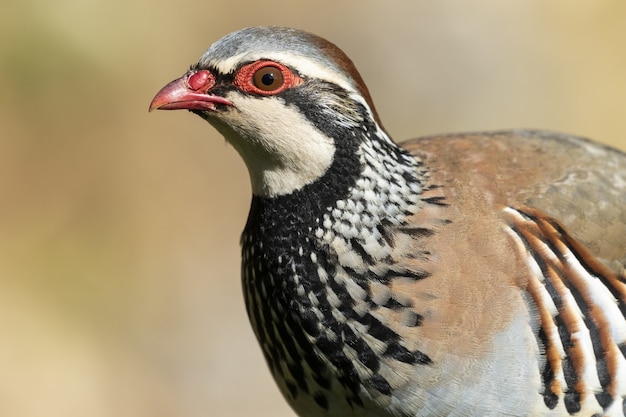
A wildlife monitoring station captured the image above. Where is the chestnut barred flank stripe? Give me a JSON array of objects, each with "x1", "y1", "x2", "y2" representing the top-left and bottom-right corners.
[
  {"x1": 505, "y1": 207, "x2": 626, "y2": 416},
  {"x1": 150, "y1": 26, "x2": 626, "y2": 416}
]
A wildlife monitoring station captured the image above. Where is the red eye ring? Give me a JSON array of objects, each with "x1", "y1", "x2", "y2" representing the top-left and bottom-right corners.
[{"x1": 234, "y1": 60, "x2": 302, "y2": 95}]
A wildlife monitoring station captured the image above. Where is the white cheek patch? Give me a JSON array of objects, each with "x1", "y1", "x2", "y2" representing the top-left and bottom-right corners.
[{"x1": 218, "y1": 94, "x2": 336, "y2": 197}]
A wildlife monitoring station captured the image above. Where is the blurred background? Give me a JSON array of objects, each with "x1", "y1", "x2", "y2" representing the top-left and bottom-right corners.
[{"x1": 1, "y1": 1, "x2": 624, "y2": 416}]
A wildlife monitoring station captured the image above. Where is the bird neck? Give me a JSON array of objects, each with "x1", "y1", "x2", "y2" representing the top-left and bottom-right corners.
[
  {"x1": 240, "y1": 129, "x2": 429, "y2": 399},
  {"x1": 242, "y1": 128, "x2": 426, "y2": 263}
]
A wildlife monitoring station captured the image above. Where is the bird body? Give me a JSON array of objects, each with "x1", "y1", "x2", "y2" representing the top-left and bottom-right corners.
[{"x1": 150, "y1": 27, "x2": 626, "y2": 416}]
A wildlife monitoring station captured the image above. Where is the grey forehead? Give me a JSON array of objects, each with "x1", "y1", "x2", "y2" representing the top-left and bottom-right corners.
[{"x1": 197, "y1": 26, "x2": 341, "y2": 72}]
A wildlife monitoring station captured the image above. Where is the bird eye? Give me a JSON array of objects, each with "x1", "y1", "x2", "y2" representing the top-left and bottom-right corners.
[
  {"x1": 234, "y1": 61, "x2": 302, "y2": 96},
  {"x1": 252, "y1": 66, "x2": 284, "y2": 91}
]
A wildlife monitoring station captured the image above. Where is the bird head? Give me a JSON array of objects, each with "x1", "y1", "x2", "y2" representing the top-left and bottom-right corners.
[{"x1": 150, "y1": 26, "x2": 386, "y2": 198}]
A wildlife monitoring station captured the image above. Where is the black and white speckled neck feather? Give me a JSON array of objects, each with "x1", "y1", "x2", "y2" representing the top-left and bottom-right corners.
[{"x1": 240, "y1": 108, "x2": 433, "y2": 412}]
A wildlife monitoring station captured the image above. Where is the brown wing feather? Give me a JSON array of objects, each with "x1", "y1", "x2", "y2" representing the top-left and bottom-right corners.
[{"x1": 401, "y1": 129, "x2": 626, "y2": 275}]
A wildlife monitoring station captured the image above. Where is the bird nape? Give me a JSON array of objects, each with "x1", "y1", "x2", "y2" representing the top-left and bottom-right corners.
[{"x1": 150, "y1": 26, "x2": 626, "y2": 417}]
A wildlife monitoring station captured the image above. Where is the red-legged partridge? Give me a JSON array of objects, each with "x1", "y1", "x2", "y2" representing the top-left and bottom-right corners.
[{"x1": 150, "y1": 26, "x2": 626, "y2": 417}]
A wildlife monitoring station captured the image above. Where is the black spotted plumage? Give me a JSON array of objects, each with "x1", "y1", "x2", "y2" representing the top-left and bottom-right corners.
[{"x1": 239, "y1": 112, "x2": 431, "y2": 408}]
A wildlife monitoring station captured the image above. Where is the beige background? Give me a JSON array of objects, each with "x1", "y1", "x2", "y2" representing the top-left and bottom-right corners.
[{"x1": 1, "y1": 1, "x2": 625, "y2": 416}]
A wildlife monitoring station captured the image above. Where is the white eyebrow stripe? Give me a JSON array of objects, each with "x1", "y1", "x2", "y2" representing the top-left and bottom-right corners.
[{"x1": 201, "y1": 51, "x2": 357, "y2": 95}]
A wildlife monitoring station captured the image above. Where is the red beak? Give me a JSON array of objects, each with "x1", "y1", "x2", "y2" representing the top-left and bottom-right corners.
[{"x1": 149, "y1": 70, "x2": 233, "y2": 112}]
